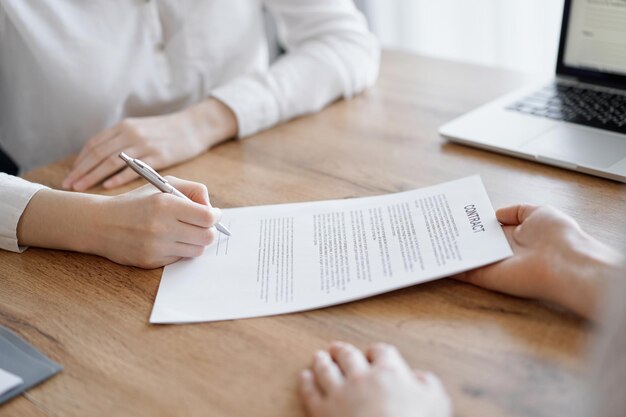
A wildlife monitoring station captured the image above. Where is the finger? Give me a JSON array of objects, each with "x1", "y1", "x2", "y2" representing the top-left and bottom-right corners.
[
  {"x1": 65, "y1": 131, "x2": 128, "y2": 188},
  {"x1": 455, "y1": 227, "x2": 542, "y2": 299},
  {"x1": 299, "y1": 370, "x2": 324, "y2": 413},
  {"x1": 172, "y1": 242, "x2": 206, "y2": 259},
  {"x1": 133, "y1": 256, "x2": 181, "y2": 270},
  {"x1": 73, "y1": 124, "x2": 121, "y2": 168},
  {"x1": 162, "y1": 188, "x2": 222, "y2": 227},
  {"x1": 366, "y1": 343, "x2": 408, "y2": 369},
  {"x1": 103, "y1": 166, "x2": 141, "y2": 189},
  {"x1": 153, "y1": 256, "x2": 182, "y2": 268},
  {"x1": 420, "y1": 371, "x2": 452, "y2": 413},
  {"x1": 441, "y1": 223, "x2": 516, "y2": 287},
  {"x1": 172, "y1": 222, "x2": 217, "y2": 247},
  {"x1": 170, "y1": 198, "x2": 222, "y2": 228},
  {"x1": 413, "y1": 369, "x2": 428, "y2": 384},
  {"x1": 423, "y1": 372, "x2": 446, "y2": 391},
  {"x1": 71, "y1": 151, "x2": 129, "y2": 191},
  {"x1": 454, "y1": 260, "x2": 523, "y2": 294},
  {"x1": 311, "y1": 350, "x2": 343, "y2": 394},
  {"x1": 454, "y1": 227, "x2": 517, "y2": 285},
  {"x1": 155, "y1": 193, "x2": 220, "y2": 228},
  {"x1": 496, "y1": 204, "x2": 539, "y2": 226},
  {"x1": 482, "y1": 225, "x2": 517, "y2": 252},
  {"x1": 166, "y1": 176, "x2": 211, "y2": 206},
  {"x1": 329, "y1": 342, "x2": 370, "y2": 377}
]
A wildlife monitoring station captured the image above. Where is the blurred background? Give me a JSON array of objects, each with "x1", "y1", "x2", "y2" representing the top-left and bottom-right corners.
[{"x1": 355, "y1": 0, "x2": 565, "y2": 75}]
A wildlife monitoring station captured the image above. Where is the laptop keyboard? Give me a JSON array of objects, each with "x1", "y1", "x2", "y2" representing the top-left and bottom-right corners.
[{"x1": 506, "y1": 83, "x2": 626, "y2": 134}]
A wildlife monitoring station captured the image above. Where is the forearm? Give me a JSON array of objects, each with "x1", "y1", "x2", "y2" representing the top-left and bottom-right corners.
[
  {"x1": 16, "y1": 178, "x2": 218, "y2": 269},
  {"x1": 181, "y1": 98, "x2": 238, "y2": 150},
  {"x1": 212, "y1": 1, "x2": 380, "y2": 138},
  {"x1": 16, "y1": 189, "x2": 106, "y2": 254}
]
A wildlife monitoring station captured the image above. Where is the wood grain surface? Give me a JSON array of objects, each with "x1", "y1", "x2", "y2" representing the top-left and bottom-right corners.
[{"x1": 1, "y1": 51, "x2": 624, "y2": 417}]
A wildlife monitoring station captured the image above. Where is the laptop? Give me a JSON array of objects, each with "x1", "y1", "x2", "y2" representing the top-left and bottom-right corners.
[{"x1": 439, "y1": 0, "x2": 626, "y2": 183}]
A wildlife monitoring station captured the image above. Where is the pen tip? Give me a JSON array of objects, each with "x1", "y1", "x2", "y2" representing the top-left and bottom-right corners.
[{"x1": 216, "y1": 223, "x2": 232, "y2": 237}]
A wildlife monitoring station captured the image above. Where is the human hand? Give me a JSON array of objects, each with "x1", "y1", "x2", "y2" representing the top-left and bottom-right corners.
[
  {"x1": 91, "y1": 176, "x2": 221, "y2": 269},
  {"x1": 299, "y1": 342, "x2": 452, "y2": 417},
  {"x1": 455, "y1": 205, "x2": 624, "y2": 320},
  {"x1": 62, "y1": 98, "x2": 237, "y2": 191}
]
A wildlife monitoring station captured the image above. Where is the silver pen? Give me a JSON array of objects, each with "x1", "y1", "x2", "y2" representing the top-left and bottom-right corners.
[{"x1": 119, "y1": 152, "x2": 231, "y2": 237}]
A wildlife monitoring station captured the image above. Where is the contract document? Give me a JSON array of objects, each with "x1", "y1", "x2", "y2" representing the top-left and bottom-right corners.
[{"x1": 150, "y1": 176, "x2": 512, "y2": 324}]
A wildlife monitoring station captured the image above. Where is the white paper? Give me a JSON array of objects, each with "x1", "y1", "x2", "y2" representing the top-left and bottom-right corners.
[
  {"x1": 150, "y1": 176, "x2": 512, "y2": 323},
  {"x1": 0, "y1": 368, "x2": 23, "y2": 396}
]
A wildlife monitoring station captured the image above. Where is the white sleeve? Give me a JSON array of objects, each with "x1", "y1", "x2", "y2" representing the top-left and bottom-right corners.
[
  {"x1": 211, "y1": 0, "x2": 380, "y2": 138},
  {"x1": 0, "y1": 173, "x2": 49, "y2": 253}
]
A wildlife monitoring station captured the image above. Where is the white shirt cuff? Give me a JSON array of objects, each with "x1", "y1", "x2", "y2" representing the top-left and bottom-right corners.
[
  {"x1": 211, "y1": 74, "x2": 282, "y2": 138},
  {"x1": 0, "y1": 174, "x2": 49, "y2": 253}
]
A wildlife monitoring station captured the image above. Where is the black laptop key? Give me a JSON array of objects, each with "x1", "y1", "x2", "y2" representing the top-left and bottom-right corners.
[{"x1": 506, "y1": 83, "x2": 626, "y2": 135}]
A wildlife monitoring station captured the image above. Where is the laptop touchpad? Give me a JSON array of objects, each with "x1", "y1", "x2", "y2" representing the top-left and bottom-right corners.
[{"x1": 521, "y1": 126, "x2": 626, "y2": 168}]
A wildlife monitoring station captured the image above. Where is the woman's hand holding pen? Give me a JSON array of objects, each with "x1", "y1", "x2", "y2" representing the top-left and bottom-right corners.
[
  {"x1": 93, "y1": 177, "x2": 222, "y2": 268},
  {"x1": 62, "y1": 98, "x2": 238, "y2": 191},
  {"x1": 18, "y1": 177, "x2": 222, "y2": 269}
]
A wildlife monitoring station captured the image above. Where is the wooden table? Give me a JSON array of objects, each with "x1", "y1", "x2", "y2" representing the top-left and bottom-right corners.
[{"x1": 2, "y1": 51, "x2": 625, "y2": 417}]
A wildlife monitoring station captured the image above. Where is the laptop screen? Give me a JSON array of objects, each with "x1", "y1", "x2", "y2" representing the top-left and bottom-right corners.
[{"x1": 558, "y1": 0, "x2": 626, "y2": 84}]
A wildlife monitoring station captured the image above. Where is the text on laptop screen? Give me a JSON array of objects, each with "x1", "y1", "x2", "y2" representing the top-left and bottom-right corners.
[{"x1": 564, "y1": 0, "x2": 626, "y2": 77}]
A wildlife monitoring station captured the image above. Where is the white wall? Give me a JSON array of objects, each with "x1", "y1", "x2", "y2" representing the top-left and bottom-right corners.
[{"x1": 360, "y1": 0, "x2": 565, "y2": 75}]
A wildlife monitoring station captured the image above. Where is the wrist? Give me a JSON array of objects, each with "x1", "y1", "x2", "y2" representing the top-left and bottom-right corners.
[
  {"x1": 183, "y1": 98, "x2": 238, "y2": 150},
  {"x1": 551, "y1": 235, "x2": 623, "y2": 320},
  {"x1": 73, "y1": 194, "x2": 110, "y2": 255}
]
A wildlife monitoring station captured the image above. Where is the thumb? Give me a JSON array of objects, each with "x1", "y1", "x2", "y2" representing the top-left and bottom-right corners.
[
  {"x1": 453, "y1": 261, "x2": 508, "y2": 291},
  {"x1": 496, "y1": 204, "x2": 538, "y2": 226},
  {"x1": 165, "y1": 176, "x2": 211, "y2": 206}
]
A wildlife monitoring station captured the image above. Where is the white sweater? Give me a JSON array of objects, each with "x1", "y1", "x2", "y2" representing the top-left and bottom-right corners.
[{"x1": 0, "y1": 0, "x2": 380, "y2": 252}]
